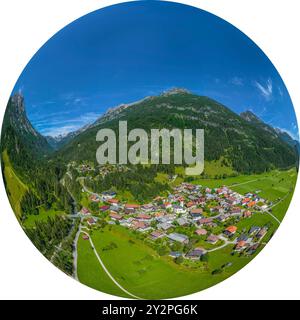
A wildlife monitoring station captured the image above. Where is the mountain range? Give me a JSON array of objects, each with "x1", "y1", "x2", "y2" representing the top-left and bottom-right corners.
[
  {"x1": 1, "y1": 94, "x2": 52, "y2": 177},
  {"x1": 1, "y1": 89, "x2": 299, "y2": 175}
]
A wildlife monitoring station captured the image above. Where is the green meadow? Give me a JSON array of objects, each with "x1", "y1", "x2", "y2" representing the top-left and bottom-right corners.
[
  {"x1": 77, "y1": 225, "x2": 259, "y2": 299},
  {"x1": 77, "y1": 235, "x2": 130, "y2": 298},
  {"x1": 76, "y1": 168, "x2": 297, "y2": 299},
  {"x1": 194, "y1": 168, "x2": 297, "y2": 222},
  {"x1": 23, "y1": 207, "x2": 65, "y2": 228},
  {"x1": 203, "y1": 158, "x2": 236, "y2": 177},
  {"x1": 230, "y1": 169, "x2": 297, "y2": 201},
  {"x1": 2, "y1": 150, "x2": 28, "y2": 218},
  {"x1": 271, "y1": 190, "x2": 295, "y2": 221},
  {"x1": 3, "y1": 144, "x2": 296, "y2": 299},
  {"x1": 193, "y1": 168, "x2": 296, "y2": 195}
]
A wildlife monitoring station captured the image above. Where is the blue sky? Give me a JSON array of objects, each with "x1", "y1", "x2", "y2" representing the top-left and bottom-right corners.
[{"x1": 12, "y1": 0, "x2": 299, "y2": 139}]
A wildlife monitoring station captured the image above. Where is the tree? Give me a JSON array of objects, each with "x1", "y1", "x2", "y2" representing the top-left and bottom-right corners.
[
  {"x1": 89, "y1": 201, "x2": 99, "y2": 214},
  {"x1": 200, "y1": 253, "x2": 209, "y2": 262},
  {"x1": 157, "y1": 245, "x2": 170, "y2": 256},
  {"x1": 211, "y1": 268, "x2": 223, "y2": 275},
  {"x1": 174, "y1": 256, "x2": 184, "y2": 264}
]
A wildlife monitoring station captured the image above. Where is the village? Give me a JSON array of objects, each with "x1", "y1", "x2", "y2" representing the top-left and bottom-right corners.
[{"x1": 76, "y1": 167, "x2": 271, "y2": 262}]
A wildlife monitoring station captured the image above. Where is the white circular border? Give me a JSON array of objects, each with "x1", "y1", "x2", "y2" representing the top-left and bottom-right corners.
[{"x1": 0, "y1": 0, "x2": 299, "y2": 300}]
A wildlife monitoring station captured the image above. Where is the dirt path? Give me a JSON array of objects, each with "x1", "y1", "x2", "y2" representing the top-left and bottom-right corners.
[
  {"x1": 263, "y1": 192, "x2": 291, "y2": 225},
  {"x1": 81, "y1": 230, "x2": 142, "y2": 299}
]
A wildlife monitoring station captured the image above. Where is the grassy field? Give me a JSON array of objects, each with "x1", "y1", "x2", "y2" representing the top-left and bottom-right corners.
[
  {"x1": 77, "y1": 235, "x2": 130, "y2": 298},
  {"x1": 271, "y1": 191, "x2": 295, "y2": 221},
  {"x1": 203, "y1": 158, "x2": 236, "y2": 177},
  {"x1": 76, "y1": 168, "x2": 298, "y2": 299},
  {"x1": 77, "y1": 225, "x2": 258, "y2": 299},
  {"x1": 177, "y1": 159, "x2": 235, "y2": 178},
  {"x1": 193, "y1": 168, "x2": 297, "y2": 222},
  {"x1": 2, "y1": 150, "x2": 28, "y2": 218},
  {"x1": 23, "y1": 207, "x2": 65, "y2": 228},
  {"x1": 230, "y1": 169, "x2": 297, "y2": 202},
  {"x1": 193, "y1": 168, "x2": 296, "y2": 192},
  {"x1": 208, "y1": 243, "x2": 260, "y2": 275},
  {"x1": 230, "y1": 169, "x2": 297, "y2": 222},
  {"x1": 115, "y1": 190, "x2": 137, "y2": 203}
]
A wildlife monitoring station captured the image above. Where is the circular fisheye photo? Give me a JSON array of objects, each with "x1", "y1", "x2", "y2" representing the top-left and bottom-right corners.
[{"x1": 1, "y1": 1, "x2": 299, "y2": 299}]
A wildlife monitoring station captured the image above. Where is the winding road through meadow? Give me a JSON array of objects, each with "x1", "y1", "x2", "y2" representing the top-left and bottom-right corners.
[{"x1": 80, "y1": 230, "x2": 142, "y2": 299}]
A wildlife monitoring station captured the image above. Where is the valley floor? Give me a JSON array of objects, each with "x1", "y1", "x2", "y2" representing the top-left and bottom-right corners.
[
  {"x1": 3, "y1": 152, "x2": 297, "y2": 299},
  {"x1": 74, "y1": 167, "x2": 297, "y2": 299}
]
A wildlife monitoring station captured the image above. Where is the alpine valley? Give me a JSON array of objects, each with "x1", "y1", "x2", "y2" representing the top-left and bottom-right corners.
[{"x1": 1, "y1": 89, "x2": 298, "y2": 298}]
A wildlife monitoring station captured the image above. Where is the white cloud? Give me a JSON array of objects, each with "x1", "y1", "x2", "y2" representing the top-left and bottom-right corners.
[
  {"x1": 37, "y1": 111, "x2": 102, "y2": 137},
  {"x1": 278, "y1": 86, "x2": 284, "y2": 97},
  {"x1": 41, "y1": 125, "x2": 81, "y2": 137},
  {"x1": 60, "y1": 92, "x2": 88, "y2": 107},
  {"x1": 230, "y1": 77, "x2": 244, "y2": 86},
  {"x1": 17, "y1": 85, "x2": 25, "y2": 95},
  {"x1": 254, "y1": 78, "x2": 273, "y2": 101},
  {"x1": 277, "y1": 126, "x2": 299, "y2": 141}
]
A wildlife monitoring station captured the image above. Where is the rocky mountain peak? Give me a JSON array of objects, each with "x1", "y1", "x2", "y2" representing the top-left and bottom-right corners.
[
  {"x1": 161, "y1": 88, "x2": 192, "y2": 96},
  {"x1": 240, "y1": 110, "x2": 262, "y2": 124},
  {"x1": 2, "y1": 94, "x2": 52, "y2": 156},
  {"x1": 9, "y1": 93, "x2": 26, "y2": 116}
]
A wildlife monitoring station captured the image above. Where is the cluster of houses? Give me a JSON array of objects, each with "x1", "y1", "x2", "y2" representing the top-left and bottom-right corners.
[
  {"x1": 74, "y1": 162, "x2": 129, "y2": 177},
  {"x1": 79, "y1": 182, "x2": 270, "y2": 260}
]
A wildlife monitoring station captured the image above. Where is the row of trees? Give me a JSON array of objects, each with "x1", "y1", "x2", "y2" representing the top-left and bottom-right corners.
[
  {"x1": 84, "y1": 164, "x2": 172, "y2": 203},
  {"x1": 25, "y1": 216, "x2": 73, "y2": 260},
  {"x1": 52, "y1": 218, "x2": 81, "y2": 275}
]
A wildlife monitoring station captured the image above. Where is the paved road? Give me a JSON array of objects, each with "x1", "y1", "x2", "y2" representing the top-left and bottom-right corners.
[
  {"x1": 262, "y1": 191, "x2": 291, "y2": 225},
  {"x1": 265, "y1": 210, "x2": 281, "y2": 224},
  {"x1": 229, "y1": 172, "x2": 281, "y2": 188},
  {"x1": 229, "y1": 178, "x2": 261, "y2": 188},
  {"x1": 206, "y1": 241, "x2": 231, "y2": 253},
  {"x1": 206, "y1": 235, "x2": 236, "y2": 253},
  {"x1": 72, "y1": 218, "x2": 83, "y2": 280},
  {"x1": 229, "y1": 173, "x2": 286, "y2": 225},
  {"x1": 81, "y1": 180, "x2": 102, "y2": 198},
  {"x1": 81, "y1": 231, "x2": 142, "y2": 300}
]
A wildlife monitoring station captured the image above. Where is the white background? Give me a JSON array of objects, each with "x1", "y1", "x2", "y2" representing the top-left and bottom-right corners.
[{"x1": 0, "y1": 0, "x2": 299, "y2": 300}]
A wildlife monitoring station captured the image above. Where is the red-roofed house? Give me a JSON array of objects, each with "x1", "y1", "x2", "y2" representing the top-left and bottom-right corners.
[
  {"x1": 90, "y1": 194, "x2": 100, "y2": 202},
  {"x1": 80, "y1": 207, "x2": 91, "y2": 215},
  {"x1": 235, "y1": 240, "x2": 248, "y2": 251},
  {"x1": 225, "y1": 225, "x2": 237, "y2": 236},
  {"x1": 125, "y1": 203, "x2": 140, "y2": 214},
  {"x1": 243, "y1": 210, "x2": 252, "y2": 218},
  {"x1": 131, "y1": 220, "x2": 150, "y2": 231},
  {"x1": 136, "y1": 214, "x2": 152, "y2": 220},
  {"x1": 125, "y1": 204, "x2": 140, "y2": 209},
  {"x1": 109, "y1": 212, "x2": 122, "y2": 220},
  {"x1": 163, "y1": 202, "x2": 172, "y2": 209},
  {"x1": 150, "y1": 230, "x2": 165, "y2": 240},
  {"x1": 197, "y1": 217, "x2": 213, "y2": 226},
  {"x1": 206, "y1": 234, "x2": 219, "y2": 244},
  {"x1": 190, "y1": 208, "x2": 203, "y2": 218},
  {"x1": 186, "y1": 201, "x2": 196, "y2": 208},
  {"x1": 195, "y1": 229, "x2": 207, "y2": 236},
  {"x1": 154, "y1": 212, "x2": 165, "y2": 218},
  {"x1": 107, "y1": 198, "x2": 119, "y2": 206},
  {"x1": 231, "y1": 207, "x2": 242, "y2": 215},
  {"x1": 242, "y1": 198, "x2": 251, "y2": 204},
  {"x1": 99, "y1": 205, "x2": 110, "y2": 211},
  {"x1": 87, "y1": 217, "x2": 96, "y2": 226},
  {"x1": 247, "y1": 201, "x2": 256, "y2": 208}
]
